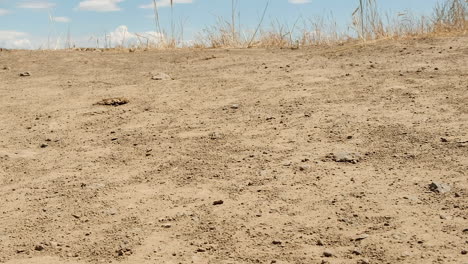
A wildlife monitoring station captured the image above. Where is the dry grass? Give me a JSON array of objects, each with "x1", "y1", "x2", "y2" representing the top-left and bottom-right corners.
[
  {"x1": 433, "y1": 0, "x2": 468, "y2": 32},
  {"x1": 351, "y1": 0, "x2": 467, "y2": 40},
  {"x1": 192, "y1": 0, "x2": 467, "y2": 49},
  {"x1": 56, "y1": 0, "x2": 467, "y2": 50}
]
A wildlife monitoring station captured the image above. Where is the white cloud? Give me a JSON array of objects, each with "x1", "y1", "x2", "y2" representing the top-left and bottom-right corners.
[
  {"x1": 0, "y1": 31, "x2": 32, "y2": 49},
  {"x1": 0, "y1": 8, "x2": 10, "y2": 15},
  {"x1": 77, "y1": 0, "x2": 124, "y2": 12},
  {"x1": 139, "y1": 0, "x2": 193, "y2": 9},
  {"x1": 51, "y1": 16, "x2": 70, "y2": 23},
  {"x1": 288, "y1": 0, "x2": 311, "y2": 4},
  {"x1": 18, "y1": 1, "x2": 56, "y2": 9},
  {"x1": 106, "y1": 25, "x2": 164, "y2": 47}
]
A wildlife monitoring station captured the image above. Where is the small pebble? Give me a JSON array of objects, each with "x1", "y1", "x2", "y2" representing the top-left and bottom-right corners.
[
  {"x1": 429, "y1": 182, "x2": 451, "y2": 194},
  {"x1": 19, "y1": 72, "x2": 31, "y2": 77},
  {"x1": 34, "y1": 244, "x2": 45, "y2": 251},
  {"x1": 354, "y1": 234, "x2": 369, "y2": 241},
  {"x1": 323, "y1": 251, "x2": 333, "y2": 257},
  {"x1": 151, "y1": 72, "x2": 171, "y2": 80},
  {"x1": 213, "y1": 200, "x2": 224, "y2": 205}
]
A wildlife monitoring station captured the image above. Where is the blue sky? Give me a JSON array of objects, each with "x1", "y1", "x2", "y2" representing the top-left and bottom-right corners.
[{"x1": 0, "y1": 0, "x2": 441, "y2": 49}]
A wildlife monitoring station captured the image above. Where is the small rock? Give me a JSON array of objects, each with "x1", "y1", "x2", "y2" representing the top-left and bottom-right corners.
[
  {"x1": 19, "y1": 72, "x2": 31, "y2": 77},
  {"x1": 439, "y1": 214, "x2": 452, "y2": 220},
  {"x1": 213, "y1": 200, "x2": 224, "y2": 205},
  {"x1": 332, "y1": 151, "x2": 362, "y2": 164},
  {"x1": 272, "y1": 240, "x2": 282, "y2": 245},
  {"x1": 441, "y1": 137, "x2": 448, "y2": 142},
  {"x1": 34, "y1": 244, "x2": 45, "y2": 251},
  {"x1": 357, "y1": 259, "x2": 370, "y2": 264},
  {"x1": 316, "y1": 240, "x2": 324, "y2": 246},
  {"x1": 323, "y1": 251, "x2": 333, "y2": 257},
  {"x1": 151, "y1": 72, "x2": 172, "y2": 80},
  {"x1": 208, "y1": 132, "x2": 224, "y2": 140},
  {"x1": 3, "y1": 66, "x2": 10, "y2": 70},
  {"x1": 352, "y1": 249, "x2": 362, "y2": 255},
  {"x1": 116, "y1": 247, "x2": 132, "y2": 256},
  {"x1": 429, "y1": 182, "x2": 451, "y2": 194},
  {"x1": 106, "y1": 208, "x2": 117, "y2": 215},
  {"x1": 95, "y1": 97, "x2": 129, "y2": 106},
  {"x1": 40, "y1": 144, "x2": 48, "y2": 148},
  {"x1": 299, "y1": 165, "x2": 311, "y2": 171},
  {"x1": 230, "y1": 104, "x2": 240, "y2": 109},
  {"x1": 161, "y1": 223, "x2": 172, "y2": 228},
  {"x1": 353, "y1": 234, "x2": 369, "y2": 241},
  {"x1": 50, "y1": 241, "x2": 58, "y2": 248},
  {"x1": 462, "y1": 250, "x2": 467, "y2": 255}
]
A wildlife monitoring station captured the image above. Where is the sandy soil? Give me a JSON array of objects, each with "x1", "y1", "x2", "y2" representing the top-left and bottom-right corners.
[{"x1": 0, "y1": 35, "x2": 467, "y2": 264}]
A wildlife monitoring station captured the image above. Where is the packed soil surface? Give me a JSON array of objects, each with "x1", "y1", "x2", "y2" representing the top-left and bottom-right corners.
[{"x1": 0, "y1": 35, "x2": 467, "y2": 264}]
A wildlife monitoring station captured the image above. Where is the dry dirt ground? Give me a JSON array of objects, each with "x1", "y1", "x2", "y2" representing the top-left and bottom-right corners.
[{"x1": 0, "y1": 35, "x2": 467, "y2": 264}]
